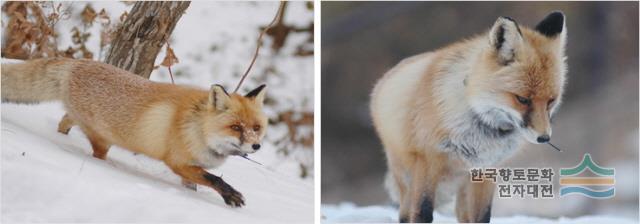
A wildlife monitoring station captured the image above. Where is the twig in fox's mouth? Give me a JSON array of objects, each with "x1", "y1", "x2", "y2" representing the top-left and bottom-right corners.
[
  {"x1": 547, "y1": 142, "x2": 563, "y2": 152},
  {"x1": 238, "y1": 154, "x2": 263, "y2": 166}
]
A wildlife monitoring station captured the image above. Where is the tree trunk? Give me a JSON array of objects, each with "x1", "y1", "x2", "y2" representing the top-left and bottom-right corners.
[
  {"x1": 105, "y1": 1, "x2": 190, "y2": 78},
  {"x1": 57, "y1": 2, "x2": 190, "y2": 133}
]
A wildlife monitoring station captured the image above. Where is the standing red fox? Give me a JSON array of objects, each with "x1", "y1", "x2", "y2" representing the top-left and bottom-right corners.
[
  {"x1": 1, "y1": 58, "x2": 268, "y2": 207},
  {"x1": 371, "y1": 12, "x2": 567, "y2": 222}
]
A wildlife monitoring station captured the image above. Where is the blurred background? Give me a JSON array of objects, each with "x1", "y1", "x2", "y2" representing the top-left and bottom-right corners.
[{"x1": 321, "y1": 1, "x2": 638, "y2": 219}]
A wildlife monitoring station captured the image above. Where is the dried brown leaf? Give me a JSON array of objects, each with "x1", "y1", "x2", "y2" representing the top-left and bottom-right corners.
[
  {"x1": 97, "y1": 8, "x2": 110, "y2": 26},
  {"x1": 119, "y1": 11, "x2": 128, "y2": 23},
  {"x1": 71, "y1": 27, "x2": 81, "y2": 44},
  {"x1": 81, "y1": 4, "x2": 97, "y2": 25},
  {"x1": 99, "y1": 30, "x2": 110, "y2": 48},
  {"x1": 160, "y1": 44, "x2": 179, "y2": 67},
  {"x1": 62, "y1": 47, "x2": 76, "y2": 58},
  {"x1": 2, "y1": 1, "x2": 61, "y2": 59},
  {"x1": 80, "y1": 45, "x2": 93, "y2": 59},
  {"x1": 47, "y1": 12, "x2": 59, "y2": 22}
]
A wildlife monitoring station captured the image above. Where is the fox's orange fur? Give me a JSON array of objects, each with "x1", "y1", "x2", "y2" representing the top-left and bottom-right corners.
[
  {"x1": 2, "y1": 58, "x2": 268, "y2": 207},
  {"x1": 371, "y1": 12, "x2": 567, "y2": 222}
]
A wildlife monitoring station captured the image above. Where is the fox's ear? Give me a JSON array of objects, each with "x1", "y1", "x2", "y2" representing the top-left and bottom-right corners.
[
  {"x1": 489, "y1": 16, "x2": 523, "y2": 65},
  {"x1": 209, "y1": 84, "x2": 230, "y2": 111},
  {"x1": 245, "y1": 84, "x2": 266, "y2": 107},
  {"x1": 535, "y1": 11, "x2": 565, "y2": 38},
  {"x1": 535, "y1": 11, "x2": 566, "y2": 49}
]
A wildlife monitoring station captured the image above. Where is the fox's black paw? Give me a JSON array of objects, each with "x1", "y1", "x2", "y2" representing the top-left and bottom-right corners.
[
  {"x1": 222, "y1": 189, "x2": 245, "y2": 207},
  {"x1": 202, "y1": 172, "x2": 245, "y2": 207}
]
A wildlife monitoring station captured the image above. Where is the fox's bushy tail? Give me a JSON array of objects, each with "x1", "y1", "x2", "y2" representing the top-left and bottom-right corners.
[{"x1": 1, "y1": 58, "x2": 70, "y2": 104}]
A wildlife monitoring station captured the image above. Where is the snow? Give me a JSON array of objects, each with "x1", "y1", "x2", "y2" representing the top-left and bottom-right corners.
[
  {"x1": 321, "y1": 203, "x2": 638, "y2": 224},
  {"x1": 1, "y1": 102, "x2": 313, "y2": 222}
]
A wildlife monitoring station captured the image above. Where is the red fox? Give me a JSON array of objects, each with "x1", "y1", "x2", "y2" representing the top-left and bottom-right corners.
[
  {"x1": 370, "y1": 12, "x2": 567, "y2": 222},
  {"x1": 1, "y1": 58, "x2": 268, "y2": 207}
]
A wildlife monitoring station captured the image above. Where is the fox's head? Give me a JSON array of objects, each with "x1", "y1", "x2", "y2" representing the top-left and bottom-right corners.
[
  {"x1": 466, "y1": 11, "x2": 567, "y2": 144},
  {"x1": 202, "y1": 84, "x2": 268, "y2": 156}
]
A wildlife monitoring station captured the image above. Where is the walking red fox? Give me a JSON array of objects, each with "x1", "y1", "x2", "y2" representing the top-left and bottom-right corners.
[
  {"x1": 1, "y1": 58, "x2": 268, "y2": 207},
  {"x1": 371, "y1": 12, "x2": 567, "y2": 222}
]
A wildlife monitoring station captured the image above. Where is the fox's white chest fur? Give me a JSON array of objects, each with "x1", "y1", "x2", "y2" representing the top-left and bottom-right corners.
[
  {"x1": 438, "y1": 111, "x2": 523, "y2": 166},
  {"x1": 432, "y1": 52, "x2": 524, "y2": 166}
]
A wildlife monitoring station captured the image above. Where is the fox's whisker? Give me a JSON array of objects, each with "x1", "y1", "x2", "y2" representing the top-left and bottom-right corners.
[
  {"x1": 239, "y1": 154, "x2": 263, "y2": 166},
  {"x1": 547, "y1": 142, "x2": 563, "y2": 152}
]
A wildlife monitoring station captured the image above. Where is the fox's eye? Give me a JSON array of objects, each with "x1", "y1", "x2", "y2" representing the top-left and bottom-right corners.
[
  {"x1": 253, "y1": 125, "x2": 261, "y2": 132},
  {"x1": 230, "y1": 125, "x2": 242, "y2": 131},
  {"x1": 515, "y1": 95, "x2": 531, "y2": 105},
  {"x1": 548, "y1": 98, "x2": 555, "y2": 108}
]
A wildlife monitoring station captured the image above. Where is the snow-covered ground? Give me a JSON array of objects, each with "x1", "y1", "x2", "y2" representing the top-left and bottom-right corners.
[
  {"x1": 321, "y1": 203, "x2": 638, "y2": 224},
  {"x1": 1, "y1": 102, "x2": 313, "y2": 222}
]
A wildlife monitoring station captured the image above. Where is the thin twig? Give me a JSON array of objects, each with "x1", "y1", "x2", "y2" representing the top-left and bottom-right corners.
[
  {"x1": 165, "y1": 38, "x2": 175, "y2": 84},
  {"x1": 167, "y1": 63, "x2": 175, "y2": 84},
  {"x1": 233, "y1": 1, "x2": 285, "y2": 93},
  {"x1": 162, "y1": 34, "x2": 176, "y2": 84}
]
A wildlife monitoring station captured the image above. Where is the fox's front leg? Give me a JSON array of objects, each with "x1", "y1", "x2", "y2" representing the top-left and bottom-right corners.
[
  {"x1": 169, "y1": 165, "x2": 244, "y2": 207},
  {"x1": 406, "y1": 152, "x2": 447, "y2": 223},
  {"x1": 455, "y1": 179, "x2": 494, "y2": 223},
  {"x1": 57, "y1": 113, "x2": 75, "y2": 135}
]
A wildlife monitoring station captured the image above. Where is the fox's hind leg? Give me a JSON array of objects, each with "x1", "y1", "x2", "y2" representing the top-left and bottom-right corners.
[
  {"x1": 385, "y1": 153, "x2": 410, "y2": 222},
  {"x1": 57, "y1": 113, "x2": 75, "y2": 135},
  {"x1": 80, "y1": 126, "x2": 111, "y2": 160},
  {"x1": 88, "y1": 135, "x2": 111, "y2": 160},
  {"x1": 182, "y1": 179, "x2": 197, "y2": 191}
]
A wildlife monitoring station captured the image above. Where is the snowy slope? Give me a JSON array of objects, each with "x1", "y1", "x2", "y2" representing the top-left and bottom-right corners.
[
  {"x1": 321, "y1": 203, "x2": 638, "y2": 224},
  {"x1": 1, "y1": 0, "x2": 315, "y2": 178},
  {"x1": 1, "y1": 102, "x2": 313, "y2": 223}
]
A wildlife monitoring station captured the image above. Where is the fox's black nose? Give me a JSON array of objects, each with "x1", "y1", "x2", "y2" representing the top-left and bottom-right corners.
[
  {"x1": 252, "y1": 144, "x2": 261, "y2": 150},
  {"x1": 537, "y1": 135, "x2": 550, "y2": 143}
]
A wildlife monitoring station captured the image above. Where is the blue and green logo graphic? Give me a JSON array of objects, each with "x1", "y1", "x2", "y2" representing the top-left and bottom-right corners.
[{"x1": 559, "y1": 154, "x2": 615, "y2": 199}]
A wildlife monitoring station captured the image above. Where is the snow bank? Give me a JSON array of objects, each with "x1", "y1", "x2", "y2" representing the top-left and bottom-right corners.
[
  {"x1": 1, "y1": 102, "x2": 313, "y2": 222},
  {"x1": 321, "y1": 203, "x2": 638, "y2": 224}
]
